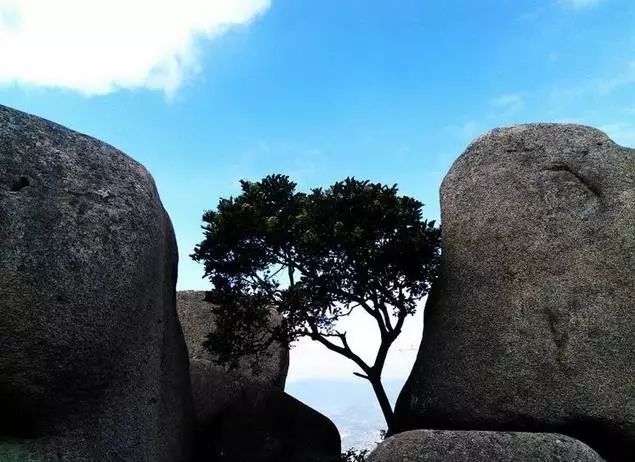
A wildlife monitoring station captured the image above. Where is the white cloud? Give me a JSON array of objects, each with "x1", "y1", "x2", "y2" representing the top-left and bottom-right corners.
[
  {"x1": 0, "y1": 0, "x2": 270, "y2": 96},
  {"x1": 491, "y1": 93, "x2": 525, "y2": 112},
  {"x1": 547, "y1": 61, "x2": 635, "y2": 106},
  {"x1": 444, "y1": 121, "x2": 481, "y2": 141},
  {"x1": 558, "y1": 0, "x2": 603, "y2": 8},
  {"x1": 460, "y1": 121, "x2": 480, "y2": 138}
]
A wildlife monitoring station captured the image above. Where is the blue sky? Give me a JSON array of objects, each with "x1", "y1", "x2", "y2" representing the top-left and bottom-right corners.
[{"x1": 2, "y1": 0, "x2": 634, "y2": 293}]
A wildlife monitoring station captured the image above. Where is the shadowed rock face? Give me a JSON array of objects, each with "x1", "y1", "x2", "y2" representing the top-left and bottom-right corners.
[
  {"x1": 177, "y1": 290, "x2": 289, "y2": 389},
  {"x1": 394, "y1": 124, "x2": 634, "y2": 461},
  {"x1": 195, "y1": 384, "x2": 341, "y2": 462},
  {"x1": 176, "y1": 293, "x2": 338, "y2": 462},
  {"x1": 0, "y1": 104, "x2": 194, "y2": 461},
  {"x1": 368, "y1": 430, "x2": 606, "y2": 462},
  {"x1": 177, "y1": 291, "x2": 289, "y2": 424}
]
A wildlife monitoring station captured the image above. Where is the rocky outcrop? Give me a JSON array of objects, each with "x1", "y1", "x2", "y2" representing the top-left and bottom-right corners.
[
  {"x1": 177, "y1": 293, "x2": 338, "y2": 461},
  {"x1": 177, "y1": 290, "x2": 289, "y2": 388},
  {"x1": 177, "y1": 291, "x2": 289, "y2": 424},
  {"x1": 0, "y1": 105, "x2": 194, "y2": 461},
  {"x1": 195, "y1": 384, "x2": 341, "y2": 462},
  {"x1": 368, "y1": 430, "x2": 605, "y2": 462},
  {"x1": 394, "y1": 124, "x2": 635, "y2": 461}
]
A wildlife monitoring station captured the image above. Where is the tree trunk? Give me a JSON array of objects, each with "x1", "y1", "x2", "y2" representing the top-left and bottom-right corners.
[{"x1": 367, "y1": 373, "x2": 395, "y2": 434}]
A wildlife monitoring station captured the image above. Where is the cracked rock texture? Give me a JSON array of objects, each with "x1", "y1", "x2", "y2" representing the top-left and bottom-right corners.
[
  {"x1": 394, "y1": 124, "x2": 634, "y2": 462},
  {"x1": 0, "y1": 104, "x2": 194, "y2": 461},
  {"x1": 368, "y1": 430, "x2": 605, "y2": 462}
]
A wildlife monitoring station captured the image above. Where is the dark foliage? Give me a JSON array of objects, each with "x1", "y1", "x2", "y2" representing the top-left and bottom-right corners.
[
  {"x1": 192, "y1": 174, "x2": 441, "y2": 430},
  {"x1": 340, "y1": 448, "x2": 370, "y2": 462}
]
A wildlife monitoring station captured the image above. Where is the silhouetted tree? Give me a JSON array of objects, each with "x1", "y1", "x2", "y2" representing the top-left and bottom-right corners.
[
  {"x1": 191, "y1": 174, "x2": 441, "y2": 432},
  {"x1": 340, "y1": 448, "x2": 370, "y2": 462}
]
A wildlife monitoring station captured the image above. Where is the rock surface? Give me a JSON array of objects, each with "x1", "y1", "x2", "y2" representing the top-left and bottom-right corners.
[
  {"x1": 195, "y1": 383, "x2": 341, "y2": 462},
  {"x1": 368, "y1": 430, "x2": 605, "y2": 462},
  {"x1": 177, "y1": 290, "x2": 289, "y2": 388},
  {"x1": 394, "y1": 124, "x2": 635, "y2": 461},
  {"x1": 177, "y1": 290, "x2": 289, "y2": 424},
  {"x1": 177, "y1": 293, "x2": 337, "y2": 461},
  {"x1": 0, "y1": 104, "x2": 194, "y2": 461}
]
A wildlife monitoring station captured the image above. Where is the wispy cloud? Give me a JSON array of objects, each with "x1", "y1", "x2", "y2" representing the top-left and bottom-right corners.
[
  {"x1": 0, "y1": 0, "x2": 271, "y2": 96},
  {"x1": 558, "y1": 0, "x2": 603, "y2": 9},
  {"x1": 491, "y1": 93, "x2": 525, "y2": 112},
  {"x1": 444, "y1": 121, "x2": 482, "y2": 141},
  {"x1": 459, "y1": 121, "x2": 480, "y2": 138},
  {"x1": 548, "y1": 61, "x2": 635, "y2": 105}
]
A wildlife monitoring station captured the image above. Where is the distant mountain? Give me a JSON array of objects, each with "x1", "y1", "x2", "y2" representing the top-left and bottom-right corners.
[{"x1": 286, "y1": 378, "x2": 404, "y2": 450}]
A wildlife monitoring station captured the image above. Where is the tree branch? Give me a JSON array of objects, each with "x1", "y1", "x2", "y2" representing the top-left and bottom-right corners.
[
  {"x1": 357, "y1": 299, "x2": 388, "y2": 335},
  {"x1": 378, "y1": 285, "x2": 402, "y2": 308},
  {"x1": 245, "y1": 272, "x2": 282, "y2": 302},
  {"x1": 374, "y1": 295, "x2": 394, "y2": 333},
  {"x1": 372, "y1": 336, "x2": 393, "y2": 376},
  {"x1": 340, "y1": 305, "x2": 354, "y2": 317},
  {"x1": 393, "y1": 307, "x2": 408, "y2": 337},
  {"x1": 307, "y1": 324, "x2": 371, "y2": 375},
  {"x1": 288, "y1": 260, "x2": 295, "y2": 288},
  {"x1": 273, "y1": 250, "x2": 394, "y2": 336}
]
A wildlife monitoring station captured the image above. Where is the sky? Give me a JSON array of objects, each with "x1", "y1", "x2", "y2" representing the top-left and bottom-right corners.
[{"x1": 1, "y1": 0, "x2": 634, "y2": 385}]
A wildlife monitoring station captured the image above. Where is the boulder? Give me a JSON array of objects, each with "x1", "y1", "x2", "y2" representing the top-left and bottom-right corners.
[
  {"x1": 194, "y1": 383, "x2": 341, "y2": 462},
  {"x1": 177, "y1": 290, "x2": 289, "y2": 389},
  {"x1": 187, "y1": 358, "x2": 249, "y2": 426},
  {"x1": 0, "y1": 105, "x2": 194, "y2": 461},
  {"x1": 177, "y1": 294, "x2": 335, "y2": 461},
  {"x1": 368, "y1": 430, "x2": 605, "y2": 462},
  {"x1": 394, "y1": 124, "x2": 634, "y2": 461},
  {"x1": 177, "y1": 291, "x2": 289, "y2": 423}
]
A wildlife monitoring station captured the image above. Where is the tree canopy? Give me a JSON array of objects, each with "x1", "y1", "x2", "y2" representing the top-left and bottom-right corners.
[{"x1": 191, "y1": 174, "x2": 441, "y2": 431}]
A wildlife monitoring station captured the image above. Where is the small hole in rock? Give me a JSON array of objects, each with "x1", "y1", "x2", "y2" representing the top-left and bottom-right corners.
[{"x1": 10, "y1": 176, "x2": 30, "y2": 192}]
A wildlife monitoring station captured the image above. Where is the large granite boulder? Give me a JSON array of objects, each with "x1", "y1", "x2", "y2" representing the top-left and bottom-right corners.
[
  {"x1": 177, "y1": 293, "x2": 335, "y2": 461},
  {"x1": 0, "y1": 105, "x2": 194, "y2": 461},
  {"x1": 177, "y1": 290, "x2": 289, "y2": 388},
  {"x1": 177, "y1": 290, "x2": 289, "y2": 424},
  {"x1": 394, "y1": 124, "x2": 634, "y2": 461},
  {"x1": 194, "y1": 384, "x2": 341, "y2": 462},
  {"x1": 368, "y1": 430, "x2": 605, "y2": 462}
]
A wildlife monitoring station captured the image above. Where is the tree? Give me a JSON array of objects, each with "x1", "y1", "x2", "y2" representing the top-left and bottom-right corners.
[
  {"x1": 191, "y1": 174, "x2": 441, "y2": 433},
  {"x1": 340, "y1": 448, "x2": 370, "y2": 462}
]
